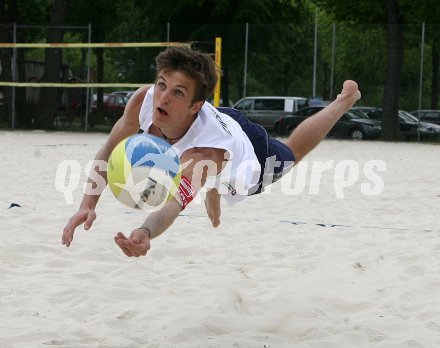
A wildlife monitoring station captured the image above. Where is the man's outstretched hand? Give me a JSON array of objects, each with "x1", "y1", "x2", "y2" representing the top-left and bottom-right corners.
[
  {"x1": 62, "y1": 209, "x2": 97, "y2": 247},
  {"x1": 114, "y1": 229, "x2": 151, "y2": 257}
]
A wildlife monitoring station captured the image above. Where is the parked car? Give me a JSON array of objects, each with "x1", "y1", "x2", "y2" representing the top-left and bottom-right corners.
[
  {"x1": 91, "y1": 93, "x2": 128, "y2": 123},
  {"x1": 276, "y1": 106, "x2": 381, "y2": 140},
  {"x1": 113, "y1": 90, "x2": 135, "y2": 97},
  {"x1": 233, "y1": 96, "x2": 309, "y2": 131},
  {"x1": 410, "y1": 109, "x2": 440, "y2": 126},
  {"x1": 275, "y1": 105, "x2": 324, "y2": 135},
  {"x1": 401, "y1": 110, "x2": 440, "y2": 139},
  {"x1": 355, "y1": 107, "x2": 421, "y2": 140},
  {"x1": 91, "y1": 93, "x2": 109, "y2": 105}
]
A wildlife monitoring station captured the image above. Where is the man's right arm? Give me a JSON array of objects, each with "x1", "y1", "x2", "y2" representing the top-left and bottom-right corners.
[
  {"x1": 80, "y1": 111, "x2": 140, "y2": 209},
  {"x1": 62, "y1": 85, "x2": 150, "y2": 247}
]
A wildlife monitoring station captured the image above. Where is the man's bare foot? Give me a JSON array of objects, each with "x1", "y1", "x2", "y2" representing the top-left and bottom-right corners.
[
  {"x1": 336, "y1": 80, "x2": 361, "y2": 107},
  {"x1": 205, "y1": 189, "x2": 221, "y2": 227}
]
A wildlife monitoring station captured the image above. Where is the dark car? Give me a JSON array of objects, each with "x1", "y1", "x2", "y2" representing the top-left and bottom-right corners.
[
  {"x1": 401, "y1": 110, "x2": 440, "y2": 139},
  {"x1": 355, "y1": 107, "x2": 420, "y2": 140},
  {"x1": 410, "y1": 109, "x2": 440, "y2": 126},
  {"x1": 274, "y1": 105, "x2": 323, "y2": 134},
  {"x1": 276, "y1": 106, "x2": 381, "y2": 140},
  {"x1": 91, "y1": 93, "x2": 128, "y2": 124}
]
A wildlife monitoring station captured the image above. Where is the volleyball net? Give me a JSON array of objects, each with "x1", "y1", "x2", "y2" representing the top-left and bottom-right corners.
[{"x1": 0, "y1": 39, "x2": 222, "y2": 130}]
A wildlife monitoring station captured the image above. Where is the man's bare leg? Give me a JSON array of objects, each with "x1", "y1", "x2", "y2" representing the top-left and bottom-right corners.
[
  {"x1": 284, "y1": 80, "x2": 361, "y2": 163},
  {"x1": 204, "y1": 188, "x2": 221, "y2": 227}
]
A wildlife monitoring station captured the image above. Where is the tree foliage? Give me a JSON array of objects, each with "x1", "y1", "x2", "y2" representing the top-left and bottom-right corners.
[
  {"x1": 0, "y1": 0, "x2": 51, "y2": 127},
  {"x1": 315, "y1": 0, "x2": 440, "y2": 140},
  {"x1": 0, "y1": 0, "x2": 438, "y2": 137},
  {"x1": 35, "y1": 0, "x2": 68, "y2": 128}
]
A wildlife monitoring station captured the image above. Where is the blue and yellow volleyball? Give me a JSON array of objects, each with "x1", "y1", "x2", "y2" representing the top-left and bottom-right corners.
[{"x1": 107, "y1": 134, "x2": 180, "y2": 209}]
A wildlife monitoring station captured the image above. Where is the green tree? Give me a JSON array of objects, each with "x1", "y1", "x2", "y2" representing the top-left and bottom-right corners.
[
  {"x1": 134, "y1": 0, "x2": 313, "y2": 102},
  {"x1": 419, "y1": 1, "x2": 440, "y2": 109},
  {"x1": 315, "y1": 0, "x2": 401, "y2": 140},
  {"x1": 36, "y1": 0, "x2": 69, "y2": 129},
  {"x1": 315, "y1": 0, "x2": 440, "y2": 140},
  {"x1": 66, "y1": 0, "x2": 120, "y2": 120},
  {"x1": 1, "y1": 0, "x2": 50, "y2": 128},
  {"x1": 0, "y1": 0, "x2": 18, "y2": 127}
]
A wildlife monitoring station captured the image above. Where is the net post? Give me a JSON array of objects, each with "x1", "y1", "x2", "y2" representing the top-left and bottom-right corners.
[
  {"x1": 12, "y1": 22, "x2": 17, "y2": 129},
  {"x1": 213, "y1": 37, "x2": 222, "y2": 107},
  {"x1": 85, "y1": 23, "x2": 92, "y2": 132}
]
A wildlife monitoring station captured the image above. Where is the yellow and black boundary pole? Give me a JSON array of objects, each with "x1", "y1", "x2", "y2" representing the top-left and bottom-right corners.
[{"x1": 213, "y1": 37, "x2": 222, "y2": 108}]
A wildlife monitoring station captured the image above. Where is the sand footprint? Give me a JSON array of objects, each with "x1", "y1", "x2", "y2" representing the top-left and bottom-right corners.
[
  {"x1": 116, "y1": 309, "x2": 139, "y2": 320},
  {"x1": 43, "y1": 339, "x2": 67, "y2": 346}
]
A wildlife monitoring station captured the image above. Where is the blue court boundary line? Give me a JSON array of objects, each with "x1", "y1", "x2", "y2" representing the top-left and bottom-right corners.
[{"x1": 178, "y1": 213, "x2": 439, "y2": 233}]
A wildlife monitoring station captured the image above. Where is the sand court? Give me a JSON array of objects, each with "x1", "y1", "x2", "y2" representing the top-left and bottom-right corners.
[{"x1": 1, "y1": 130, "x2": 439, "y2": 347}]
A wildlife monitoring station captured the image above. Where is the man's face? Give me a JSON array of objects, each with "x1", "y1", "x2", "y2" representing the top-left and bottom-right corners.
[{"x1": 152, "y1": 70, "x2": 202, "y2": 131}]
